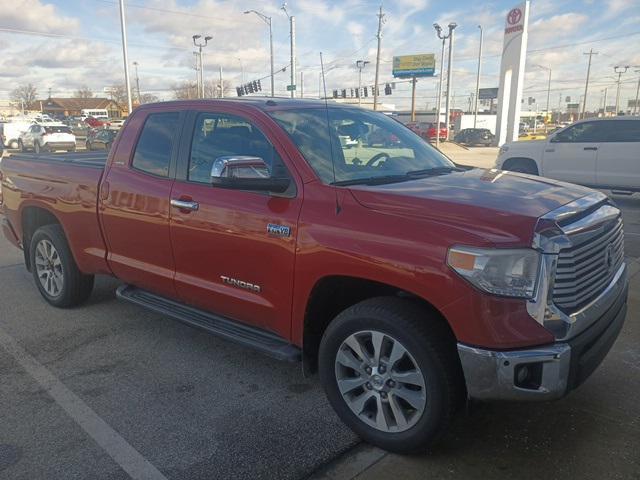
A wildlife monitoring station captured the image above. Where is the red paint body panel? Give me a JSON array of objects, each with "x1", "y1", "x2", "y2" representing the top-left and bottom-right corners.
[{"x1": 1, "y1": 99, "x2": 592, "y2": 352}]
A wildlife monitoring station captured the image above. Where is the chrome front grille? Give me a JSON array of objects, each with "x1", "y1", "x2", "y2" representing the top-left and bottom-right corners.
[{"x1": 553, "y1": 217, "x2": 625, "y2": 311}]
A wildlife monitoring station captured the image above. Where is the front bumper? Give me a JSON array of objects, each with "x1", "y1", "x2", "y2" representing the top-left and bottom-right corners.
[
  {"x1": 457, "y1": 265, "x2": 628, "y2": 401},
  {"x1": 2, "y1": 217, "x2": 21, "y2": 248}
]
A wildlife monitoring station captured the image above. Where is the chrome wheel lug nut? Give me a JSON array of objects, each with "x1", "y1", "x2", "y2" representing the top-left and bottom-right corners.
[
  {"x1": 387, "y1": 379, "x2": 395, "y2": 388},
  {"x1": 365, "y1": 382, "x2": 372, "y2": 390},
  {"x1": 365, "y1": 366, "x2": 372, "y2": 374},
  {"x1": 378, "y1": 365, "x2": 386, "y2": 374},
  {"x1": 380, "y1": 391, "x2": 387, "y2": 399}
]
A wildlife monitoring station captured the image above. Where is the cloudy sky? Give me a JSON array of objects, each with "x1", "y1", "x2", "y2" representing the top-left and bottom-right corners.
[{"x1": 1, "y1": 0, "x2": 639, "y2": 111}]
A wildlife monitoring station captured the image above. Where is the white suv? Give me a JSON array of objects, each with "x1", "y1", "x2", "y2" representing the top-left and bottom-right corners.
[
  {"x1": 18, "y1": 124, "x2": 77, "y2": 154},
  {"x1": 495, "y1": 117, "x2": 640, "y2": 192}
]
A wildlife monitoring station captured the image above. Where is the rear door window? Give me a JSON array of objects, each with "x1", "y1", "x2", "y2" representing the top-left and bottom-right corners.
[
  {"x1": 599, "y1": 120, "x2": 640, "y2": 142},
  {"x1": 131, "y1": 112, "x2": 180, "y2": 177}
]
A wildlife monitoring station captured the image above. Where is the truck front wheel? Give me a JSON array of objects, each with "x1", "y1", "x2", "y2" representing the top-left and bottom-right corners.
[
  {"x1": 29, "y1": 225, "x2": 94, "y2": 308},
  {"x1": 319, "y1": 297, "x2": 464, "y2": 453}
]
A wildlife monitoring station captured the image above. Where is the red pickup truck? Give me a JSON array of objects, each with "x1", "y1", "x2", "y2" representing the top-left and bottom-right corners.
[{"x1": 0, "y1": 99, "x2": 628, "y2": 452}]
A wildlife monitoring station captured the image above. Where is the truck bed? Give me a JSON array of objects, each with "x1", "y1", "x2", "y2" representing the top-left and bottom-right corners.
[
  {"x1": 7, "y1": 151, "x2": 108, "y2": 169},
  {"x1": 0, "y1": 150, "x2": 111, "y2": 275}
]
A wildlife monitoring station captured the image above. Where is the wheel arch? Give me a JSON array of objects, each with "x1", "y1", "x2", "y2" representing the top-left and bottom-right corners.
[
  {"x1": 301, "y1": 275, "x2": 457, "y2": 375},
  {"x1": 502, "y1": 157, "x2": 539, "y2": 174},
  {"x1": 21, "y1": 205, "x2": 63, "y2": 271}
]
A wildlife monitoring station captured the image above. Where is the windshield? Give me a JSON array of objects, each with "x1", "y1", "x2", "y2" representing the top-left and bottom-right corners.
[{"x1": 269, "y1": 107, "x2": 455, "y2": 185}]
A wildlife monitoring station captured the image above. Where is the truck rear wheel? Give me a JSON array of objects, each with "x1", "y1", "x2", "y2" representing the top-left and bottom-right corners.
[
  {"x1": 30, "y1": 224, "x2": 94, "y2": 308},
  {"x1": 504, "y1": 158, "x2": 538, "y2": 175},
  {"x1": 319, "y1": 297, "x2": 464, "y2": 453}
]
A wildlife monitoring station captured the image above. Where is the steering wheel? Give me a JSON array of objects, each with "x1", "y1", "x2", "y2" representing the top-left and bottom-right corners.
[{"x1": 366, "y1": 152, "x2": 391, "y2": 167}]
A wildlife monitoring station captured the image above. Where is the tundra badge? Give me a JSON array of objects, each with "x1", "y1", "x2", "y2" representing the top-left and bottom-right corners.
[
  {"x1": 267, "y1": 223, "x2": 291, "y2": 237},
  {"x1": 220, "y1": 276, "x2": 262, "y2": 293}
]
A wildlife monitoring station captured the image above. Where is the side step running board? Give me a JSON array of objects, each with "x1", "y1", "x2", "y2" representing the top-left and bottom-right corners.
[{"x1": 116, "y1": 285, "x2": 301, "y2": 362}]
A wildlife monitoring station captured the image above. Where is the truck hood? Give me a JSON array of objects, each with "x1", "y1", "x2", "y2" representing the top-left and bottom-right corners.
[{"x1": 348, "y1": 168, "x2": 594, "y2": 246}]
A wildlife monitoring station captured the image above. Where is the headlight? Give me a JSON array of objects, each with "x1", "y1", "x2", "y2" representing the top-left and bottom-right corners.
[
  {"x1": 498, "y1": 145, "x2": 509, "y2": 155},
  {"x1": 447, "y1": 246, "x2": 540, "y2": 299}
]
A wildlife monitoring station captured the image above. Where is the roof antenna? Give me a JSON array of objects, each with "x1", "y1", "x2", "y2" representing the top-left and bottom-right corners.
[{"x1": 320, "y1": 52, "x2": 341, "y2": 214}]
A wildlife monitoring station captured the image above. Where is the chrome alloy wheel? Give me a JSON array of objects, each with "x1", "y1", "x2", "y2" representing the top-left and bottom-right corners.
[
  {"x1": 334, "y1": 330, "x2": 427, "y2": 433},
  {"x1": 34, "y1": 239, "x2": 64, "y2": 297}
]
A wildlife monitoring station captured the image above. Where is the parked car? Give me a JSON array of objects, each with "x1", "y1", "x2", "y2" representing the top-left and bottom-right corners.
[
  {"x1": 454, "y1": 128, "x2": 494, "y2": 146},
  {"x1": 18, "y1": 124, "x2": 76, "y2": 153},
  {"x1": 406, "y1": 122, "x2": 448, "y2": 142},
  {"x1": 496, "y1": 117, "x2": 640, "y2": 192},
  {"x1": 84, "y1": 116, "x2": 109, "y2": 128},
  {"x1": 108, "y1": 118, "x2": 126, "y2": 129},
  {"x1": 85, "y1": 128, "x2": 118, "y2": 151},
  {"x1": 1, "y1": 121, "x2": 32, "y2": 149},
  {"x1": 518, "y1": 131, "x2": 547, "y2": 141},
  {"x1": 1, "y1": 99, "x2": 628, "y2": 453}
]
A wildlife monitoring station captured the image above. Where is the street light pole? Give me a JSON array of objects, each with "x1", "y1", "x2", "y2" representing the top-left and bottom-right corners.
[
  {"x1": 433, "y1": 23, "x2": 451, "y2": 150},
  {"x1": 118, "y1": 0, "x2": 132, "y2": 114},
  {"x1": 193, "y1": 35, "x2": 212, "y2": 98},
  {"x1": 244, "y1": 10, "x2": 274, "y2": 97},
  {"x1": 473, "y1": 25, "x2": 483, "y2": 128},
  {"x1": 614, "y1": 65, "x2": 629, "y2": 115},
  {"x1": 373, "y1": 6, "x2": 385, "y2": 111},
  {"x1": 535, "y1": 64, "x2": 552, "y2": 131},
  {"x1": 356, "y1": 60, "x2": 370, "y2": 106},
  {"x1": 444, "y1": 22, "x2": 457, "y2": 141}
]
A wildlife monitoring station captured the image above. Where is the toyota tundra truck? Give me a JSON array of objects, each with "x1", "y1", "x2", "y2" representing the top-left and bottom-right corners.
[{"x1": 0, "y1": 99, "x2": 628, "y2": 453}]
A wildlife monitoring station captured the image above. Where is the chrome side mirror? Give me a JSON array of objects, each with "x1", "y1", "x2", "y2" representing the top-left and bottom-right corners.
[{"x1": 210, "y1": 156, "x2": 291, "y2": 193}]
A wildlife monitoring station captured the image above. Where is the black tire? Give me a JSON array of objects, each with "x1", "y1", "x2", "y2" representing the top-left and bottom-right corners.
[
  {"x1": 34, "y1": 142, "x2": 41, "y2": 154},
  {"x1": 504, "y1": 158, "x2": 538, "y2": 175},
  {"x1": 19, "y1": 140, "x2": 26, "y2": 152},
  {"x1": 85, "y1": 141, "x2": 92, "y2": 151},
  {"x1": 29, "y1": 224, "x2": 94, "y2": 308},
  {"x1": 319, "y1": 297, "x2": 464, "y2": 453}
]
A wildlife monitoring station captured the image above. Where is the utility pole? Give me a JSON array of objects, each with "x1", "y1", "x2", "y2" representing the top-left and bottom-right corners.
[
  {"x1": 219, "y1": 66, "x2": 224, "y2": 98},
  {"x1": 300, "y1": 71, "x2": 304, "y2": 98},
  {"x1": 444, "y1": 22, "x2": 457, "y2": 141},
  {"x1": 614, "y1": 65, "x2": 629, "y2": 115},
  {"x1": 193, "y1": 52, "x2": 201, "y2": 97},
  {"x1": 581, "y1": 49, "x2": 597, "y2": 119},
  {"x1": 433, "y1": 23, "x2": 452, "y2": 150},
  {"x1": 118, "y1": 0, "x2": 132, "y2": 114},
  {"x1": 410, "y1": 77, "x2": 418, "y2": 121},
  {"x1": 602, "y1": 88, "x2": 608, "y2": 116},
  {"x1": 133, "y1": 61, "x2": 141, "y2": 104},
  {"x1": 633, "y1": 70, "x2": 640, "y2": 115},
  {"x1": 356, "y1": 60, "x2": 370, "y2": 106},
  {"x1": 373, "y1": 6, "x2": 385, "y2": 110},
  {"x1": 193, "y1": 35, "x2": 212, "y2": 98},
  {"x1": 244, "y1": 10, "x2": 274, "y2": 97},
  {"x1": 281, "y1": 4, "x2": 296, "y2": 98},
  {"x1": 473, "y1": 25, "x2": 483, "y2": 128}
]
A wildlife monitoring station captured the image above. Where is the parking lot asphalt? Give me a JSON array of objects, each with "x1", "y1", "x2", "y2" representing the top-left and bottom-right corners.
[
  {"x1": 0, "y1": 148, "x2": 638, "y2": 480},
  {"x1": 0, "y1": 235, "x2": 357, "y2": 479}
]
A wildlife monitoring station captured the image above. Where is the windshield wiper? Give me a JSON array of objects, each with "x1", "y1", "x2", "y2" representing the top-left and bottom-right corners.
[
  {"x1": 331, "y1": 175, "x2": 414, "y2": 186},
  {"x1": 405, "y1": 166, "x2": 464, "y2": 176}
]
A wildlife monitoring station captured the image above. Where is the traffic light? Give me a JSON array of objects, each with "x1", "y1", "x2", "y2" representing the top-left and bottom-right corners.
[
  {"x1": 257, "y1": 80, "x2": 262, "y2": 92},
  {"x1": 341, "y1": 89, "x2": 347, "y2": 98},
  {"x1": 384, "y1": 83, "x2": 392, "y2": 95},
  {"x1": 333, "y1": 90, "x2": 338, "y2": 98},
  {"x1": 364, "y1": 87, "x2": 368, "y2": 97},
  {"x1": 236, "y1": 87, "x2": 243, "y2": 97},
  {"x1": 248, "y1": 82, "x2": 254, "y2": 93},
  {"x1": 252, "y1": 80, "x2": 258, "y2": 92}
]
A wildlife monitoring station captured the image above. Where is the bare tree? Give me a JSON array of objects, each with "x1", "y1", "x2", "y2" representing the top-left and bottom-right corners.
[
  {"x1": 74, "y1": 85, "x2": 94, "y2": 98},
  {"x1": 139, "y1": 93, "x2": 159, "y2": 104},
  {"x1": 106, "y1": 84, "x2": 129, "y2": 106},
  {"x1": 204, "y1": 79, "x2": 234, "y2": 98},
  {"x1": 10, "y1": 83, "x2": 38, "y2": 107},
  {"x1": 171, "y1": 81, "x2": 199, "y2": 100}
]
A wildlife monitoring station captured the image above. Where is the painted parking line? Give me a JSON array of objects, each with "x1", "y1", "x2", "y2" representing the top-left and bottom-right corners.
[{"x1": 0, "y1": 326, "x2": 167, "y2": 480}]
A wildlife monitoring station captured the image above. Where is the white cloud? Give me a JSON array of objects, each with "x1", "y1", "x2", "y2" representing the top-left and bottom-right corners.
[{"x1": 4, "y1": 0, "x2": 80, "y2": 33}]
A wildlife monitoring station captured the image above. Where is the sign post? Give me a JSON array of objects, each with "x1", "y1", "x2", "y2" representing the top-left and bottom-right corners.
[
  {"x1": 495, "y1": 1, "x2": 530, "y2": 145},
  {"x1": 392, "y1": 54, "x2": 435, "y2": 123}
]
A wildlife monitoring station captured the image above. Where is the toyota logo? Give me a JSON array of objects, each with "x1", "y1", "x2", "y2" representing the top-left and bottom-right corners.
[{"x1": 507, "y1": 8, "x2": 522, "y2": 25}]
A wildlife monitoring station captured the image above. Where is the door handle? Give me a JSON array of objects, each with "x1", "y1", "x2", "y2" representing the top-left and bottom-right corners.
[
  {"x1": 170, "y1": 199, "x2": 199, "y2": 211},
  {"x1": 545, "y1": 149, "x2": 555, "y2": 153},
  {"x1": 584, "y1": 147, "x2": 598, "y2": 151}
]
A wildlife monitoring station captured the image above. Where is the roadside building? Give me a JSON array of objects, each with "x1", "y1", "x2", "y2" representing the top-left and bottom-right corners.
[{"x1": 39, "y1": 98, "x2": 126, "y2": 118}]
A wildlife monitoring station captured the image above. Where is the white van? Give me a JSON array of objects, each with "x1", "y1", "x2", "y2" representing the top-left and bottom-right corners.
[{"x1": 80, "y1": 109, "x2": 109, "y2": 120}]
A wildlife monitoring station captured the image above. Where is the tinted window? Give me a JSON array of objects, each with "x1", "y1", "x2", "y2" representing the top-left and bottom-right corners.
[
  {"x1": 44, "y1": 126, "x2": 72, "y2": 134},
  {"x1": 599, "y1": 120, "x2": 640, "y2": 142},
  {"x1": 132, "y1": 112, "x2": 180, "y2": 177},
  {"x1": 188, "y1": 113, "x2": 289, "y2": 184},
  {"x1": 553, "y1": 122, "x2": 599, "y2": 143}
]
